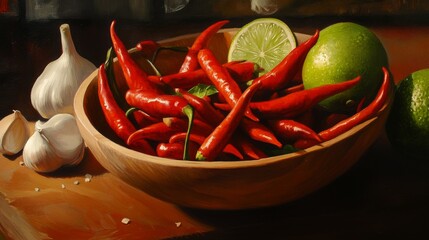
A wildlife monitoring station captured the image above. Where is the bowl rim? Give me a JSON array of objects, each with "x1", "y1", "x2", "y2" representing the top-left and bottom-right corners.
[{"x1": 74, "y1": 69, "x2": 388, "y2": 170}]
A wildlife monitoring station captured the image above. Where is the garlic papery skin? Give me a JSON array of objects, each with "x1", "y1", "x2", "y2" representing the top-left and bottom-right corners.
[
  {"x1": 23, "y1": 113, "x2": 85, "y2": 173},
  {"x1": 0, "y1": 110, "x2": 31, "y2": 155},
  {"x1": 30, "y1": 23, "x2": 96, "y2": 119}
]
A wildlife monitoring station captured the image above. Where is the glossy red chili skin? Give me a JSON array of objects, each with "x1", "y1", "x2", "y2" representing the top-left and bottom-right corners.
[
  {"x1": 169, "y1": 132, "x2": 244, "y2": 160},
  {"x1": 253, "y1": 30, "x2": 320, "y2": 93},
  {"x1": 198, "y1": 48, "x2": 259, "y2": 122},
  {"x1": 110, "y1": 20, "x2": 164, "y2": 93},
  {"x1": 250, "y1": 76, "x2": 361, "y2": 119},
  {"x1": 98, "y1": 64, "x2": 155, "y2": 155},
  {"x1": 233, "y1": 135, "x2": 268, "y2": 160},
  {"x1": 319, "y1": 67, "x2": 391, "y2": 141},
  {"x1": 195, "y1": 81, "x2": 262, "y2": 161},
  {"x1": 135, "y1": 40, "x2": 160, "y2": 59},
  {"x1": 294, "y1": 67, "x2": 391, "y2": 149},
  {"x1": 149, "y1": 61, "x2": 258, "y2": 89},
  {"x1": 240, "y1": 118, "x2": 282, "y2": 148},
  {"x1": 157, "y1": 143, "x2": 184, "y2": 160},
  {"x1": 269, "y1": 119, "x2": 321, "y2": 143},
  {"x1": 127, "y1": 121, "x2": 182, "y2": 143},
  {"x1": 175, "y1": 88, "x2": 225, "y2": 127},
  {"x1": 179, "y1": 20, "x2": 229, "y2": 73},
  {"x1": 98, "y1": 64, "x2": 135, "y2": 141},
  {"x1": 125, "y1": 89, "x2": 191, "y2": 119}
]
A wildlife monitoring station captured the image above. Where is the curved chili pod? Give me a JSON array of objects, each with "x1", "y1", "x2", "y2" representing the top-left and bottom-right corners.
[
  {"x1": 253, "y1": 30, "x2": 320, "y2": 93},
  {"x1": 156, "y1": 142, "x2": 199, "y2": 161},
  {"x1": 195, "y1": 81, "x2": 262, "y2": 161},
  {"x1": 175, "y1": 88, "x2": 225, "y2": 127},
  {"x1": 135, "y1": 40, "x2": 160, "y2": 59},
  {"x1": 179, "y1": 20, "x2": 229, "y2": 73},
  {"x1": 150, "y1": 61, "x2": 259, "y2": 89},
  {"x1": 233, "y1": 135, "x2": 268, "y2": 160},
  {"x1": 110, "y1": 20, "x2": 165, "y2": 93},
  {"x1": 125, "y1": 90, "x2": 192, "y2": 118},
  {"x1": 214, "y1": 76, "x2": 361, "y2": 119},
  {"x1": 252, "y1": 76, "x2": 361, "y2": 119},
  {"x1": 198, "y1": 48, "x2": 259, "y2": 122},
  {"x1": 169, "y1": 132, "x2": 243, "y2": 160},
  {"x1": 319, "y1": 67, "x2": 391, "y2": 141},
  {"x1": 98, "y1": 64, "x2": 154, "y2": 155},
  {"x1": 127, "y1": 121, "x2": 182, "y2": 143},
  {"x1": 269, "y1": 119, "x2": 322, "y2": 143},
  {"x1": 240, "y1": 118, "x2": 282, "y2": 148}
]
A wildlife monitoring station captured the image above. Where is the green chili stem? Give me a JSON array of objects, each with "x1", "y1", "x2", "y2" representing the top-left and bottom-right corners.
[{"x1": 182, "y1": 105, "x2": 194, "y2": 160}]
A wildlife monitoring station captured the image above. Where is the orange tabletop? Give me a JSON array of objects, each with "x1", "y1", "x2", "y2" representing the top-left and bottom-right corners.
[{"x1": 1, "y1": 16, "x2": 429, "y2": 239}]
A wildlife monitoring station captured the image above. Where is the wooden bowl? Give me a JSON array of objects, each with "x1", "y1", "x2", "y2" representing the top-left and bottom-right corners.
[{"x1": 74, "y1": 29, "x2": 392, "y2": 210}]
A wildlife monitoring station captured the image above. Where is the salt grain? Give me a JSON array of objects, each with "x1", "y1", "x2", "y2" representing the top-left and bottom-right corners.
[
  {"x1": 74, "y1": 180, "x2": 80, "y2": 185},
  {"x1": 84, "y1": 173, "x2": 92, "y2": 182},
  {"x1": 19, "y1": 161, "x2": 25, "y2": 166},
  {"x1": 34, "y1": 187, "x2": 40, "y2": 192},
  {"x1": 175, "y1": 222, "x2": 182, "y2": 227},
  {"x1": 121, "y1": 218, "x2": 131, "y2": 225},
  {"x1": 61, "y1": 184, "x2": 66, "y2": 189}
]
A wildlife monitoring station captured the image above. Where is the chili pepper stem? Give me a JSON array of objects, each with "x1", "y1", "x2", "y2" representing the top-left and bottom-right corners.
[{"x1": 182, "y1": 105, "x2": 194, "y2": 160}]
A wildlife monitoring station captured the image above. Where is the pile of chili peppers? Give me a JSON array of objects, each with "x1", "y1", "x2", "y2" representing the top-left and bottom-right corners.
[{"x1": 97, "y1": 20, "x2": 391, "y2": 161}]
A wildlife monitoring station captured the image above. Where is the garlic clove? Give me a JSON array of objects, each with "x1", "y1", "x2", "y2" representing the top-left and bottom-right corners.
[
  {"x1": 23, "y1": 130, "x2": 64, "y2": 173},
  {"x1": 30, "y1": 23, "x2": 96, "y2": 119},
  {"x1": 36, "y1": 114, "x2": 85, "y2": 164},
  {"x1": 23, "y1": 113, "x2": 85, "y2": 173},
  {"x1": 0, "y1": 110, "x2": 31, "y2": 155}
]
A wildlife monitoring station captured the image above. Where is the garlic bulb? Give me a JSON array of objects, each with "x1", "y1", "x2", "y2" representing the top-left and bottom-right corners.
[
  {"x1": 23, "y1": 114, "x2": 85, "y2": 173},
  {"x1": 31, "y1": 23, "x2": 96, "y2": 119},
  {"x1": 0, "y1": 110, "x2": 31, "y2": 155}
]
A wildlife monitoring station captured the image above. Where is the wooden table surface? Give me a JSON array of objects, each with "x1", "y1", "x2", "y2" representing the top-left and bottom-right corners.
[{"x1": 1, "y1": 15, "x2": 429, "y2": 239}]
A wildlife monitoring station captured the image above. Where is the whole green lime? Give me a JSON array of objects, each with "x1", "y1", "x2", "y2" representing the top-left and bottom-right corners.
[
  {"x1": 302, "y1": 22, "x2": 389, "y2": 113},
  {"x1": 386, "y1": 69, "x2": 429, "y2": 160}
]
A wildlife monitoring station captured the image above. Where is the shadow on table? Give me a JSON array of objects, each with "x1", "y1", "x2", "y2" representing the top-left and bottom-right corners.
[{"x1": 172, "y1": 137, "x2": 429, "y2": 239}]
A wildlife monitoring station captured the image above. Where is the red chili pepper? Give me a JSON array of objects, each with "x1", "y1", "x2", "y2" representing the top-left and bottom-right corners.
[
  {"x1": 280, "y1": 83, "x2": 304, "y2": 96},
  {"x1": 169, "y1": 132, "x2": 243, "y2": 160},
  {"x1": 233, "y1": 135, "x2": 268, "y2": 160},
  {"x1": 216, "y1": 76, "x2": 361, "y2": 119},
  {"x1": 179, "y1": 20, "x2": 229, "y2": 73},
  {"x1": 125, "y1": 108, "x2": 160, "y2": 128},
  {"x1": 125, "y1": 90, "x2": 192, "y2": 119},
  {"x1": 156, "y1": 143, "x2": 185, "y2": 160},
  {"x1": 252, "y1": 30, "x2": 320, "y2": 93},
  {"x1": 269, "y1": 119, "x2": 322, "y2": 143},
  {"x1": 125, "y1": 89, "x2": 194, "y2": 159},
  {"x1": 149, "y1": 61, "x2": 260, "y2": 89},
  {"x1": 215, "y1": 76, "x2": 361, "y2": 119},
  {"x1": 156, "y1": 142, "x2": 199, "y2": 160},
  {"x1": 135, "y1": 40, "x2": 160, "y2": 59},
  {"x1": 164, "y1": 117, "x2": 214, "y2": 135},
  {"x1": 175, "y1": 88, "x2": 225, "y2": 127},
  {"x1": 177, "y1": 87, "x2": 281, "y2": 147},
  {"x1": 226, "y1": 61, "x2": 262, "y2": 83},
  {"x1": 319, "y1": 67, "x2": 391, "y2": 141},
  {"x1": 110, "y1": 20, "x2": 165, "y2": 93},
  {"x1": 195, "y1": 81, "x2": 262, "y2": 161},
  {"x1": 127, "y1": 121, "x2": 182, "y2": 143},
  {"x1": 198, "y1": 48, "x2": 259, "y2": 122},
  {"x1": 240, "y1": 118, "x2": 282, "y2": 148},
  {"x1": 97, "y1": 64, "x2": 155, "y2": 155},
  {"x1": 320, "y1": 113, "x2": 350, "y2": 130}
]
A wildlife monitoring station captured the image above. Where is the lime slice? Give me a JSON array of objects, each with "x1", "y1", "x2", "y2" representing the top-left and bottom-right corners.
[{"x1": 228, "y1": 18, "x2": 296, "y2": 75}]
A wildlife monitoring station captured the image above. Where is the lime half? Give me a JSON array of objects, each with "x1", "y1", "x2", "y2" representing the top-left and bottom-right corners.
[{"x1": 228, "y1": 18, "x2": 296, "y2": 75}]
